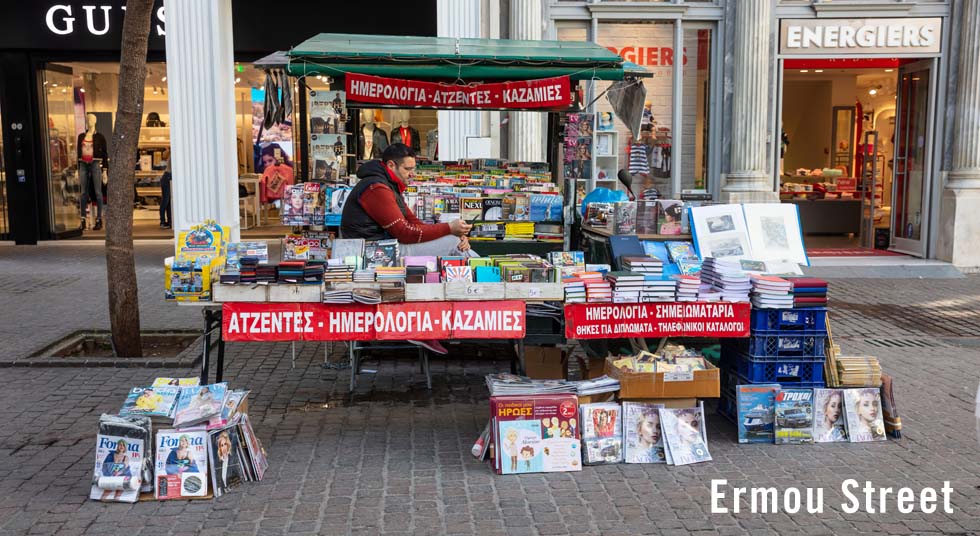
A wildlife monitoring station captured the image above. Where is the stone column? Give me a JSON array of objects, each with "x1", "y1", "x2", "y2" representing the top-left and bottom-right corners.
[
  {"x1": 165, "y1": 0, "x2": 240, "y2": 240},
  {"x1": 509, "y1": 0, "x2": 546, "y2": 163},
  {"x1": 437, "y1": 0, "x2": 484, "y2": 161},
  {"x1": 723, "y1": 0, "x2": 777, "y2": 203},
  {"x1": 938, "y1": 0, "x2": 980, "y2": 268}
]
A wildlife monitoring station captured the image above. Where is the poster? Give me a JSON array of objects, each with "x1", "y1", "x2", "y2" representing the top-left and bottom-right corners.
[{"x1": 309, "y1": 90, "x2": 348, "y2": 181}]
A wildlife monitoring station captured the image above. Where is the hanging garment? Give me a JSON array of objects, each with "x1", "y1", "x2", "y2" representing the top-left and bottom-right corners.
[
  {"x1": 628, "y1": 142, "x2": 650, "y2": 175},
  {"x1": 391, "y1": 125, "x2": 421, "y2": 153}
]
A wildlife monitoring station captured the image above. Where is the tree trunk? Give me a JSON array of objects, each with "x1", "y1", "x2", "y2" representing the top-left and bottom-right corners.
[{"x1": 106, "y1": 0, "x2": 154, "y2": 357}]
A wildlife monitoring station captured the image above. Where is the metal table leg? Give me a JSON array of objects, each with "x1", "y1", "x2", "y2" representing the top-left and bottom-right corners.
[
  {"x1": 348, "y1": 341, "x2": 357, "y2": 391},
  {"x1": 291, "y1": 341, "x2": 297, "y2": 369}
]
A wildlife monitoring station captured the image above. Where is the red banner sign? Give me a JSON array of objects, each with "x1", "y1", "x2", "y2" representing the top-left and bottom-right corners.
[
  {"x1": 564, "y1": 302, "x2": 751, "y2": 339},
  {"x1": 345, "y1": 73, "x2": 572, "y2": 110},
  {"x1": 222, "y1": 301, "x2": 527, "y2": 342}
]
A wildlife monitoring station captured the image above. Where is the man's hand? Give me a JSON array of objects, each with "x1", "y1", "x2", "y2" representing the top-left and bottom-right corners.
[
  {"x1": 449, "y1": 219, "x2": 472, "y2": 237},
  {"x1": 457, "y1": 235, "x2": 471, "y2": 252}
]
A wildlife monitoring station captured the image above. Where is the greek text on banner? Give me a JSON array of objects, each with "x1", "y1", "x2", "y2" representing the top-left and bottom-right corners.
[{"x1": 344, "y1": 73, "x2": 572, "y2": 110}]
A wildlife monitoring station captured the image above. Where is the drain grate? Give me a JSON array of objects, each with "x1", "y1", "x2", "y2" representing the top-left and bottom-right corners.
[
  {"x1": 864, "y1": 338, "x2": 941, "y2": 348},
  {"x1": 0, "y1": 275, "x2": 82, "y2": 294}
]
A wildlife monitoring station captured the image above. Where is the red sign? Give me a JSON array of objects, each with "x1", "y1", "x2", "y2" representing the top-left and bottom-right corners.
[
  {"x1": 344, "y1": 73, "x2": 571, "y2": 110},
  {"x1": 835, "y1": 177, "x2": 857, "y2": 192},
  {"x1": 222, "y1": 301, "x2": 526, "y2": 342},
  {"x1": 564, "y1": 302, "x2": 750, "y2": 339}
]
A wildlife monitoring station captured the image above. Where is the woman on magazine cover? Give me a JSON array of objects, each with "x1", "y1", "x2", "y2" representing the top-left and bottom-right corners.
[
  {"x1": 816, "y1": 391, "x2": 847, "y2": 442},
  {"x1": 135, "y1": 388, "x2": 163, "y2": 411},
  {"x1": 166, "y1": 435, "x2": 200, "y2": 474},
  {"x1": 214, "y1": 431, "x2": 234, "y2": 490},
  {"x1": 851, "y1": 391, "x2": 885, "y2": 441},
  {"x1": 100, "y1": 439, "x2": 132, "y2": 500},
  {"x1": 285, "y1": 187, "x2": 305, "y2": 220},
  {"x1": 189, "y1": 386, "x2": 216, "y2": 415},
  {"x1": 675, "y1": 409, "x2": 707, "y2": 460},
  {"x1": 635, "y1": 410, "x2": 664, "y2": 461}
]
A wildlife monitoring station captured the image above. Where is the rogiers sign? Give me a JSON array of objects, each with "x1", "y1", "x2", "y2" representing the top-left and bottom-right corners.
[{"x1": 780, "y1": 18, "x2": 942, "y2": 55}]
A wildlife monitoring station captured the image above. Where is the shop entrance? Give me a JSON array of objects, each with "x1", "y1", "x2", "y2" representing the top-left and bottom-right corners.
[{"x1": 778, "y1": 59, "x2": 935, "y2": 257}]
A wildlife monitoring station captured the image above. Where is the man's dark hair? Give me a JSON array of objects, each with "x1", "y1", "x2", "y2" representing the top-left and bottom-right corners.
[{"x1": 382, "y1": 143, "x2": 415, "y2": 166}]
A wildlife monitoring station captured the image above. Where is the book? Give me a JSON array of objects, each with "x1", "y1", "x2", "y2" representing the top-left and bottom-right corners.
[
  {"x1": 812, "y1": 389, "x2": 849, "y2": 443},
  {"x1": 623, "y1": 401, "x2": 665, "y2": 463},
  {"x1": 659, "y1": 405, "x2": 712, "y2": 466},
  {"x1": 665, "y1": 241, "x2": 698, "y2": 262},
  {"x1": 736, "y1": 384, "x2": 780, "y2": 444},
  {"x1": 843, "y1": 388, "x2": 887, "y2": 442},
  {"x1": 120, "y1": 386, "x2": 180, "y2": 419},
  {"x1": 90, "y1": 416, "x2": 150, "y2": 503},
  {"x1": 208, "y1": 424, "x2": 247, "y2": 497},
  {"x1": 154, "y1": 429, "x2": 209, "y2": 500},
  {"x1": 363, "y1": 239, "x2": 399, "y2": 269},
  {"x1": 656, "y1": 199, "x2": 684, "y2": 234},
  {"x1": 491, "y1": 394, "x2": 582, "y2": 475},
  {"x1": 238, "y1": 414, "x2": 269, "y2": 481},
  {"x1": 174, "y1": 383, "x2": 228, "y2": 428},
  {"x1": 774, "y1": 389, "x2": 814, "y2": 444},
  {"x1": 152, "y1": 377, "x2": 201, "y2": 387},
  {"x1": 613, "y1": 201, "x2": 637, "y2": 235},
  {"x1": 580, "y1": 403, "x2": 623, "y2": 465}
]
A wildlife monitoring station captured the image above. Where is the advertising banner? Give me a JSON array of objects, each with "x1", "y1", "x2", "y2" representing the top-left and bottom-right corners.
[
  {"x1": 345, "y1": 73, "x2": 571, "y2": 110},
  {"x1": 564, "y1": 302, "x2": 750, "y2": 339}
]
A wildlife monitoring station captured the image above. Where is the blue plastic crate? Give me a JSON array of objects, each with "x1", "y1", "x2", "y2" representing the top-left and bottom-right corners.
[
  {"x1": 745, "y1": 330, "x2": 827, "y2": 357},
  {"x1": 717, "y1": 395, "x2": 737, "y2": 422},
  {"x1": 734, "y1": 353, "x2": 825, "y2": 385},
  {"x1": 735, "y1": 373, "x2": 824, "y2": 389},
  {"x1": 750, "y1": 307, "x2": 827, "y2": 332}
]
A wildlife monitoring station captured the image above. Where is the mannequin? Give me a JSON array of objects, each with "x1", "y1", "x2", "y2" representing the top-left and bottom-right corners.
[
  {"x1": 389, "y1": 110, "x2": 421, "y2": 154},
  {"x1": 77, "y1": 113, "x2": 108, "y2": 230},
  {"x1": 358, "y1": 109, "x2": 389, "y2": 159}
]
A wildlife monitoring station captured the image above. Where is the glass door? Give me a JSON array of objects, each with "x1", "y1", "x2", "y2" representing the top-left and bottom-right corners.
[
  {"x1": 890, "y1": 60, "x2": 935, "y2": 256},
  {"x1": 38, "y1": 64, "x2": 81, "y2": 235},
  {"x1": 0, "y1": 103, "x2": 8, "y2": 238}
]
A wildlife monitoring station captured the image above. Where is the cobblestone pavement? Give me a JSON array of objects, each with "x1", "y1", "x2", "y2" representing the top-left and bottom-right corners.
[{"x1": 0, "y1": 245, "x2": 979, "y2": 535}]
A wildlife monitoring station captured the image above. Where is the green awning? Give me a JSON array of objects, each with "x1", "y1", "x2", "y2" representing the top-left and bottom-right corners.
[{"x1": 286, "y1": 33, "x2": 643, "y2": 81}]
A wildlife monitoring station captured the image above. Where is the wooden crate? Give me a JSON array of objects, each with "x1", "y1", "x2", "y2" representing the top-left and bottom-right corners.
[
  {"x1": 269, "y1": 284, "x2": 322, "y2": 303},
  {"x1": 444, "y1": 282, "x2": 506, "y2": 301}
]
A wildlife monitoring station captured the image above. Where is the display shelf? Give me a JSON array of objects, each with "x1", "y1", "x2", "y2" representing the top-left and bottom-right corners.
[{"x1": 581, "y1": 222, "x2": 691, "y2": 241}]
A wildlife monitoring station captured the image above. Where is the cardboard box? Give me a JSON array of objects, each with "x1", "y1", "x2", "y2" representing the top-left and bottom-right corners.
[
  {"x1": 524, "y1": 346, "x2": 567, "y2": 380},
  {"x1": 605, "y1": 356, "x2": 720, "y2": 399},
  {"x1": 619, "y1": 397, "x2": 698, "y2": 409},
  {"x1": 578, "y1": 392, "x2": 617, "y2": 405},
  {"x1": 578, "y1": 356, "x2": 610, "y2": 380}
]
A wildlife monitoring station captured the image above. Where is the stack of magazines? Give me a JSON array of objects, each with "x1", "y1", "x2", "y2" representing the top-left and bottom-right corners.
[
  {"x1": 566, "y1": 375, "x2": 620, "y2": 396},
  {"x1": 484, "y1": 373, "x2": 575, "y2": 396},
  {"x1": 701, "y1": 257, "x2": 750, "y2": 302}
]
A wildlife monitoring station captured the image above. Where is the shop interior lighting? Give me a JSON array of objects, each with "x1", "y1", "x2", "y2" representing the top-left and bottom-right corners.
[
  {"x1": 814, "y1": 69, "x2": 824, "y2": 73},
  {"x1": 79, "y1": 88, "x2": 85, "y2": 93},
  {"x1": 884, "y1": 69, "x2": 894, "y2": 72},
  {"x1": 869, "y1": 86, "x2": 880, "y2": 95},
  {"x1": 800, "y1": 70, "x2": 809, "y2": 73},
  {"x1": 235, "y1": 77, "x2": 241, "y2": 83},
  {"x1": 161, "y1": 76, "x2": 167, "y2": 82}
]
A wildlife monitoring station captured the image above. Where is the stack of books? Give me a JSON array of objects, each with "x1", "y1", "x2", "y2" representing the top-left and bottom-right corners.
[
  {"x1": 376, "y1": 266, "x2": 407, "y2": 283},
  {"x1": 787, "y1": 277, "x2": 829, "y2": 308},
  {"x1": 220, "y1": 268, "x2": 240, "y2": 284},
  {"x1": 749, "y1": 275, "x2": 794, "y2": 309},
  {"x1": 504, "y1": 222, "x2": 535, "y2": 240},
  {"x1": 701, "y1": 258, "x2": 750, "y2": 302},
  {"x1": 607, "y1": 271, "x2": 645, "y2": 303},
  {"x1": 580, "y1": 272, "x2": 611, "y2": 303},
  {"x1": 620, "y1": 255, "x2": 663, "y2": 278},
  {"x1": 835, "y1": 356, "x2": 882, "y2": 387},
  {"x1": 352, "y1": 287, "x2": 382, "y2": 305},
  {"x1": 256, "y1": 264, "x2": 277, "y2": 284},
  {"x1": 353, "y1": 268, "x2": 376, "y2": 283},
  {"x1": 323, "y1": 259, "x2": 354, "y2": 283},
  {"x1": 641, "y1": 278, "x2": 677, "y2": 302},
  {"x1": 673, "y1": 274, "x2": 700, "y2": 301},
  {"x1": 323, "y1": 286, "x2": 354, "y2": 304},
  {"x1": 277, "y1": 261, "x2": 305, "y2": 284},
  {"x1": 239, "y1": 257, "x2": 259, "y2": 284},
  {"x1": 562, "y1": 275, "x2": 586, "y2": 304}
]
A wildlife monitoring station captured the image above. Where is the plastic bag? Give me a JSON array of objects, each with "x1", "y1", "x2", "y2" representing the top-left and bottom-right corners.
[{"x1": 580, "y1": 187, "x2": 628, "y2": 218}]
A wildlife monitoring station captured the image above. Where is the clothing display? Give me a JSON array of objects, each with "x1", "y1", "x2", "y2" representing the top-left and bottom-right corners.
[
  {"x1": 359, "y1": 126, "x2": 390, "y2": 159},
  {"x1": 49, "y1": 136, "x2": 69, "y2": 174},
  {"x1": 628, "y1": 142, "x2": 650, "y2": 176},
  {"x1": 78, "y1": 160, "x2": 104, "y2": 220},
  {"x1": 259, "y1": 163, "x2": 294, "y2": 204},
  {"x1": 426, "y1": 129, "x2": 439, "y2": 160},
  {"x1": 76, "y1": 132, "x2": 109, "y2": 168},
  {"x1": 391, "y1": 125, "x2": 421, "y2": 153}
]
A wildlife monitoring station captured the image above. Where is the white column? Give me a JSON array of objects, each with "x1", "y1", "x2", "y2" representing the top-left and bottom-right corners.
[
  {"x1": 508, "y1": 0, "x2": 546, "y2": 163},
  {"x1": 437, "y1": 0, "x2": 484, "y2": 161},
  {"x1": 165, "y1": 0, "x2": 240, "y2": 240},
  {"x1": 938, "y1": 1, "x2": 980, "y2": 267},
  {"x1": 723, "y1": 0, "x2": 777, "y2": 202}
]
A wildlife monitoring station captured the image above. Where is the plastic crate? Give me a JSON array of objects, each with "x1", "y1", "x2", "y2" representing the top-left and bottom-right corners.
[
  {"x1": 717, "y1": 395, "x2": 737, "y2": 422},
  {"x1": 745, "y1": 330, "x2": 827, "y2": 358},
  {"x1": 750, "y1": 308, "x2": 827, "y2": 332},
  {"x1": 734, "y1": 353, "x2": 825, "y2": 385}
]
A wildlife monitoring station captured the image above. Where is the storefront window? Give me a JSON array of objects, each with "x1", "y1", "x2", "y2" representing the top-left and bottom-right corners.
[
  {"x1": 39, "y1": 65, "x2": 78, "y2": 235},
  {"x1": 682, "y1": 26, "x2": 712, "y2": 192},
  {"x1": 0, "y1": 104, "x2": 7, "y2": 238}
]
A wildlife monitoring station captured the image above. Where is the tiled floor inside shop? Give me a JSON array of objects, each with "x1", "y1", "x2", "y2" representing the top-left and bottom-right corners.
[{"x1": 0, "y1": 243, "x2": 978, "y2": 535}]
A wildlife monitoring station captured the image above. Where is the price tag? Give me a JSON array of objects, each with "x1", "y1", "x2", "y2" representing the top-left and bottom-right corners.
[
  {"x1": 664, "y1": 371, "x2": 694, "y2": 382},
  {"x1": 466, "y1": 285, "x2": 484, "y2": 295}
]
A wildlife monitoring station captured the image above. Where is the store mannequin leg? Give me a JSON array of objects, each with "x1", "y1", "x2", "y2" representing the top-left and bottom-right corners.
[
  {"x1": 91, "y1": 164, "x2": 105, "y2": 230},
  {"x1": 78, "y1": 162, "x2": 91, "y2": 230}
]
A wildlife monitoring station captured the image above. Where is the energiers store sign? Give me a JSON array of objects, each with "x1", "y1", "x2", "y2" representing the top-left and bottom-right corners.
[{"x1": 780, "y1": 18, "x2": 942, "y2": 55}]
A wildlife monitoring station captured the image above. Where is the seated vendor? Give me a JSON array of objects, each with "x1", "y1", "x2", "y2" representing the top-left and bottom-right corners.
[{"x1": 341, "y1": 143, "x2": 475, "y2": 258}]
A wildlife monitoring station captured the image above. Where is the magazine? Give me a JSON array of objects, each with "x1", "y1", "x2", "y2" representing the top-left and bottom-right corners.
[
  {"x1": 843, "y1": 388, "x2": 887, "y2": 442},
  {"x1": 120, "y1": 386, "x2": 180, "y2": 419},
  {"x1": 174, "y1": 383, "x2": 228, "y2": 428},
  {"x1": 208, "y1": 424, "x2": 247, "y2": 497},
  {"x1": 238, "y1": 414, "x2": 269, "y2": 481},
  {"x1": 155, "y1": 429, "x2": 209, "y2": 499},
  {"x1": 774, "y1": 389, "x2": 814, "y2": 444},
  {"x1": 208, "y1": 389, "x2": 249, "y2": 430},
  {"x1": 491, "y1": 394, "x2": 581, "y2": 475},
  {"x1": 813, "y1": 389, "x2": 849, "y2": 443},
  {"x1": 152, "y1": 377, "x2": 200, "y2": 387},
  {"x1": 363, "y1": 239, "x2": 399, "y2": 269},
  {"x1": 90, "y1": 414, "x2": 151, "y2": 503},
  {"x1": 736, "y1": 384, "x2": 780, "y2": 444},
  {"x1": 623, "y1": 402, "x2": 665, "y2": 463},
  {"x1": 659, "y1": 406, "x2": 712, "y2": 466},
  {"x1": 580, "y1": 403, "x2": 623, "y2": 465}
]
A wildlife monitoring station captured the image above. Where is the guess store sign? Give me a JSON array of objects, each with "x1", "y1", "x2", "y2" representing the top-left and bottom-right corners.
[
  {"x1": 222, "y1": 301, "x2": 527, "y2": 342},
  {"x1": 344, "y1": 73, "x2": 572, "y2": 110}
]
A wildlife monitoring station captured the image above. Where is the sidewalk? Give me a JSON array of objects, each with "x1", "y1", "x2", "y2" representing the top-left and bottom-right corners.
[{"x1": 0, "y1": 244, "x2": 979, "y2": 535}]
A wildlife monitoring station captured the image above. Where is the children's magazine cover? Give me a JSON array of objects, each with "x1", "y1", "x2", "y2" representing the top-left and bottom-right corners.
[
  {"x1": 119, "y1": 386, "x2": 180, "y2": 419},
  {"x1": 813, "y1": 388, "x2": 849, "y2": 443},
  {"x1": 774, "y1": 389, "x2": 814, "y2": 444},
  {"x1": 208, "y1": 424, "x2": 246, "y2": 497},
  {"x1": 580, "y1": 402, "x2": 623, "y2": 465},
  {"x1": 155, "y1": 430, "x2": 209, "y2": 499},
  {"x1": 736, "y1": 384, "x2": 780, "y2": 444},
  {"x1": 659, "y1": 406, "x2": 712, "y2": 466},
  {"x1": 491, "y1": 394, "x2": 581, "y2": 475},
  {"x1": 843, "y1": 388, "x2": 887, "y2": 443},
  {"x1": 623, "y1": 402, "x2": 665, "y2": 463},
  {"x1": 174, "y1": 383, "x2": 228, "y2": 428},
  {"x1": 90, "y1": 434, "x2": 145, "y2": 503}
]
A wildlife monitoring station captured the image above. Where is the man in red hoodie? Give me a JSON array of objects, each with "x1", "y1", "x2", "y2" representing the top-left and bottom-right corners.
[{"x1": 341, "y1": 144, "x2": 475, "y2": 354}]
